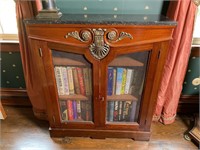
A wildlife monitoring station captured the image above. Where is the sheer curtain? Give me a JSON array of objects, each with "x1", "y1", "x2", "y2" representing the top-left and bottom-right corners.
[{"x1": 154, "y1": 0, "x2": 197, "y2": 124}]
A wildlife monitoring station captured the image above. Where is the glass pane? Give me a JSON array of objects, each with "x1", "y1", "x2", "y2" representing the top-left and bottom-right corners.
[
  {"x1": 52, "y1": 50, "x2": 93, "y2": 122},
  {"x1": 106, "y1": 51, "x2": 149, "y2": 123}
]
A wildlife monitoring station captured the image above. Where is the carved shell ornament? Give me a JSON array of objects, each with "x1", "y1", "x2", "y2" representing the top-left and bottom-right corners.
[{"x1": 65, "y1": 28, "x2": 133, "y2": 60}]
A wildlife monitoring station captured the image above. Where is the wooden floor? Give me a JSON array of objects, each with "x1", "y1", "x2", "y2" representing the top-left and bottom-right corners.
[{"x1": 0, "y1": 106, "x2": 198, "y2": 150}]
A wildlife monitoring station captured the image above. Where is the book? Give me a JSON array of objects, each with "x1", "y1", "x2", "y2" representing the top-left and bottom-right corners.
[
  {"x1": 76, "y1": 67, "x2": 86, "y2": 96},
  {"x1": 67, "y1": 67, "x2": 75, "y2": 95},
  {"x1": 85, "y1": 101, "x2": 90, "y2": 121},
  {"x1": 81, "y1": 101, "x2": 86, "y2": 120},
  {"x1": 118, "y1": 101, "x2": 123, "y2": 121},
  {"x1": 113, "y1": 101, "x2": 119, "y2": 121},
  {"x1": 61, "y1": 67, "x2": 70, "y2": 95},
  {"x1": 129, "y1": 69, "x2": 143, "y2": 95},
  {"x1": 116, "y1": 68, "x2": 124, "y2": 95},
  {"x1": 125, "y1": 101, "x2": 132, "y2": 121},
  {"x1": 83, "y1": 68, "x2": 90, "y2": 96},
  {"x1": 67, "y1": 100, "x2": 74, "y2": 120},
  {"x1": 72, "y1": 100, "x2": 78, "y2": 120},
  {"x1": 112, "y1": 68, "x2": 117, "y2": 95},
  {"x1": 121, "y1": 68, "x2": 127, "y2": 94},
  {"x1": 122, "y1": 101, "x2": 127, "y2": 121},
  {"x1": 108, "y1": 101, "x2": 114, "y2": 121},
  {"x1": 107, "y1": 67, "x2": 113, "y2": 96},
  {"x1": 76, "y1": 100, "x2": 82, "y2": 119},
  {"x1": 129, "y1": 101, "x2": 137, "y2": 122},
  {"x1": 60, "y1": 101, "x2": 68, "y2": 121},
  {"x1": 125, "y1": 69, "x2": 134, "y2": 94},
  {"x1": 54, "y1": 66, "x2": 64, "y2": 95},
  {"x1": 72, "y1": 67, "x2": 81, "y2": 94}
]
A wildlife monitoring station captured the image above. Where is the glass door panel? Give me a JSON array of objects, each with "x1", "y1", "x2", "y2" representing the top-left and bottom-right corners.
[
  {"x1": 106, "y1": 51, "x2": 149, "y2": 123},
  {"x1": 52, "y1": 50, "x2": 93, "y2": 122}
]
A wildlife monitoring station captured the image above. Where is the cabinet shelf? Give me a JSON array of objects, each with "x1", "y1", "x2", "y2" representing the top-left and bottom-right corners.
[
  {"x1": 107, "y1": 94, "x2": 138, "y2": 101},
  {"x1": 53, "y1": 55, "x2": 90, "y2": 67},
  {"x1": 59, "y1": 95, "x2": 89, "y2": 101},
  {"x1": 109, "y1": 56, "x2": 144, "y2": 67}
]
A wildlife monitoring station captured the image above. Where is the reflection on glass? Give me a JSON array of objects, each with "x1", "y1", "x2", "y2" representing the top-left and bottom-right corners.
[
  {"x1": 52, "y1": 50, "x2": 93, "y2": 122},
  {"x1": 106, "y1": 51, "x2": 149, "y2": 123}
]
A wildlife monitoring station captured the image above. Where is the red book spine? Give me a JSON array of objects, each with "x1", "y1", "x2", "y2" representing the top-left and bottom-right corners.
[
  {"x1": 76, "y1": 67, "x2": 85, "y2": 96},
  {"x1": 66, "y1": 100, "x2": 73, "y2": 121}
]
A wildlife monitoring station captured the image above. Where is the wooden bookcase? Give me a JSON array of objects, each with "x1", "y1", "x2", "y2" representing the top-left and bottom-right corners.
[{"x1": 24, "y1": 14, "x2": 176, "y2": 141}]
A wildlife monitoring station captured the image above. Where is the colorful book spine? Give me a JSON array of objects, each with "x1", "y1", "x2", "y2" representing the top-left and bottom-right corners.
[
  {"x1": 125, "y1": 69, "x2": 134, "y2": 94},
  {"x1": 121, "y1": 68, "x2": 127, "y2": 94},
  {"x1": 83, "y1": 68, "x2": 90, "y2": 96},
  {"x1": 76, "y1": 67, "x2": 86, "y2": 96},
  {"x1": 107, "y1": 67, "x2": 113, "y2": 96},
  {"x1": 112, "y1": 68, "x2": 117, "y2": 95},
  {"x1": 113, "y1": 101, "x2": 119, "y2": 121},
  {"x1": 72, "y1": 100, "x2": 78, "y2": 120},
  {"x1": 67, "y1": 100, "x2": 74, "y2": 121},
  {"x1": 76, "y1": 100, "x2": 82, "y2": 119},
  {"x1": 118, "y1": 101, "x2": 123, "y2": 121},
  {"x1": 54, "y1": 66, "x2": 64, "y2": 95},
  {"x1": 108, "y1": 101, "x2": 114, "y2": 121},
  {"x1": 129, "y1": 101, "x2": 137, "y2": 122},
  {"x1": 67, "y1": 67, "x2": 75, "y2": 95},
  {"x1": 72, "y1": 67, "x2": 81, "y2": 94},
  {"x1": 116, "y1": 68, "x2": 124, "y2": 95},
  {"x1": 61, "y1": 67, "x2": 70, "y2": 95}
]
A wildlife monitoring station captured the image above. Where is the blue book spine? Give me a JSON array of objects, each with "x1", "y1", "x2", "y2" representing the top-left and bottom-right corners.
[
  {"x1": 129, "y1": 101, "x2": 137, "y2": 122},
  {"x1": 73, "y1": 100, "x2": 78, "y2": 119},
  {"x1": 116, "y1": 68, "x2": 123, "y2": 95},
  {"x1": 108, "y1": 101, "x2": 114, "y2": 121},
  {"x1": 107, "y1": 67, "x2": 113, "y2": 95}
]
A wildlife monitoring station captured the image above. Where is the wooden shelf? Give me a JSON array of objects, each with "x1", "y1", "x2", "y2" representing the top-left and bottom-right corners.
[
  {"x1": 107, "y1": 94, "x2": 138, "y2": 101},
  {"x1": 53, "y1": 55, "x2": 91, "y2": 67},
  {"x1": 109, "y1": 56, "x2": 144, "y2": 67},
  {"x1": 59, "y1": 95, "x2": 89, "y2": 101}
]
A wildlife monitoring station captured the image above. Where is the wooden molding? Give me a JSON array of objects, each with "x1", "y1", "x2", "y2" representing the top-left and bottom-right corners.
[
  {"x1": 0, "y1": 34, "x2": 19, "y2": 41},
  {"x1": 0, "y1": 43, "x2": 20, "y2": 52},
  {"x1": 0, "y1": 88, "x2": 31, "y2": 106},
  {"x1": 178, "y1": 95, "x2": 199, "y2": 113}
]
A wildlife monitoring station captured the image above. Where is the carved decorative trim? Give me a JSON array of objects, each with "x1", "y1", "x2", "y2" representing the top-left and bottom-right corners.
[
  {"x1": 89, "y1": 29, "x2": 110, "y2": 59},
  {"x1": 107, "y1": 31, "x2": 133, "y2": 42},
  {"x1": 65, "y1": 29, "x2": 133, "y2": 59},
  {"x1": 65, "y1": 30, "x2": 91, "y2": 42}
]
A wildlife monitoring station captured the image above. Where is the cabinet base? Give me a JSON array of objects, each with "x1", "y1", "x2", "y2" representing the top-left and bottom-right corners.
[{"x1": 49, "y1": 128, "x2": 151, "y2": 141}]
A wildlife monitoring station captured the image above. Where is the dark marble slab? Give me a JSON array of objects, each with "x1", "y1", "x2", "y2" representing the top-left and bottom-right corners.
[{"x1": 25, "y1": 14, "x2": 176, "y2": 26}]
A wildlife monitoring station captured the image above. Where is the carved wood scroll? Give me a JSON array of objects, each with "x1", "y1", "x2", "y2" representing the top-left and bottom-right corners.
[{"x1": 65, "y1": 28, "x2": 133, "y2": 59}]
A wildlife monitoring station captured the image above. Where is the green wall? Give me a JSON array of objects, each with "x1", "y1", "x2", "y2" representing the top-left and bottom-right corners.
[
  {"x1": 56, "y1": 0, "x2": 164, "y2": 14},
  {"x1": 1, "y1": 52, "x2": 26, "y2": 89},
  {"x1": 182, "y1": 54, "x2": 200, "y2": 95}
]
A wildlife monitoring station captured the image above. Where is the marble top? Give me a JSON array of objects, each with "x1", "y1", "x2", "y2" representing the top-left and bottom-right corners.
[{"x1": 25, "y1": 14, "x2": 176, "y2": 26}]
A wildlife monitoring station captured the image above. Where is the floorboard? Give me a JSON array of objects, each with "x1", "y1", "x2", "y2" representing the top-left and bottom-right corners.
[{"x1": 0, "y1": 106, "x2": 198, "y2": 150}]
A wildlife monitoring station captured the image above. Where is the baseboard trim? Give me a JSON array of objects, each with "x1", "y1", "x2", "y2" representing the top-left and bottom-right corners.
[
  {"x1": 0, "y1": 88, "x2": 31, "y2": 106},
  {"x1": 178, "y1": 95, "x2": 199, "y2": 113}
]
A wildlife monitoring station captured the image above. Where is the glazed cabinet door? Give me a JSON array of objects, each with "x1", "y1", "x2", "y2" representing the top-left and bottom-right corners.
[
  {"x1": 100, "y1": 43, "x2": 163, "y2": 132},
  {"x1": 105, "y1": 51, "x2": 149, "y2": 123},
  {"x1": 35, "y1": 40, "x2": 100, "y2": 129}
]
